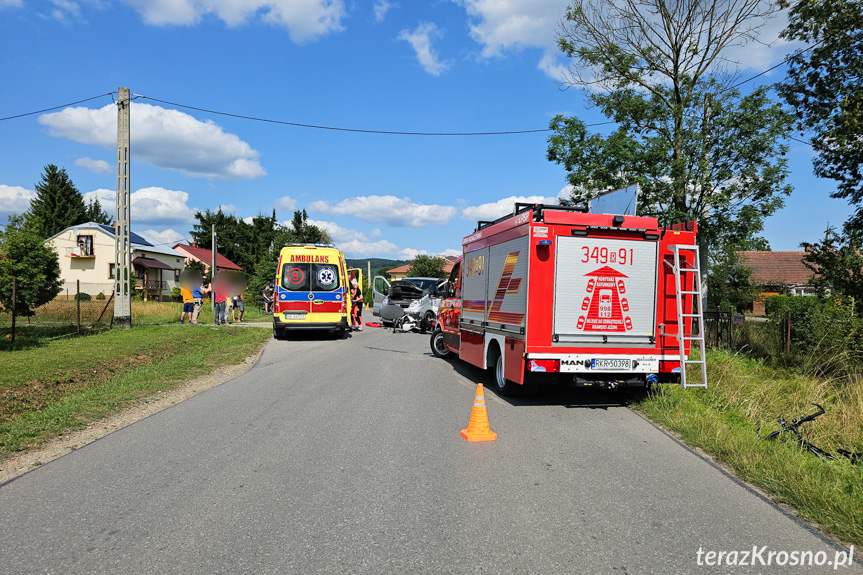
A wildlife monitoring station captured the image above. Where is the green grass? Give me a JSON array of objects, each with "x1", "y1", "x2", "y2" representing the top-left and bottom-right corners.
[
  {"x1": 0, "y1": 324, "x2": 270, "y2": 459},
  {"x1": 636, "y1": 350, "x2": 863, "y2": 545}
]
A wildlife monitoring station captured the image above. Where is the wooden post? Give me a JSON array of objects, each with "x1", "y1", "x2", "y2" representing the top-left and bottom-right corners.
[
  {"x1": 76, "y1": 280, "x2": 81, "y2": 335},
  {"x1": 11, "y1": 277, "x2": 16, "y2": 344},
  {"x1": 786, "y1": 310, "x2": 792, "y2": 355},
  {"x1": 727, "y1": 306, "x2": 733, "y2": 348}
]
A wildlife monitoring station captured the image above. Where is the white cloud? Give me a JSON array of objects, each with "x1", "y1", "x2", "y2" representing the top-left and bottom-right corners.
[
  {"x1": 441, "y1": 248, "x2": 461, "y2": 257},
  {"x1": 39, "y1": 103, "x2": 266, "y2": 180},
  {"x1": 460, "y1": 195, "x2": 557, "y2": 221},
  {"x1": 456, "y1": 0, "x2": 794, "y2": 80},
  {"x1": 274, "y1": 196, "x2": 298, "y2": 212},
  {"x1": 122, "y1": 0, "x2": 345, "y2": 43},
  {"x1": 138, "y1": 228, "x2": 186, "y2": 246},
  {"x1": 0, "y1": 0, "x2": 23, "y2": 8},
  {"x1": 0, "y1": 185, "x2": 36, "y2": 213},
  {"x1": 75, "y1": 156, "x2": 111, "y2": 174},
  {"x1": 47, "y1": 0, "x2": 82, "y2": 22},
  {"x1": 218, "y1": 204, "x2": 239, "y2": 214},
  {"x1": 309, "y1": 195, "x2": 456, "y2": 227},
  {"x1": 306, "y1": 219, "x2": 370, "y2": 243},
  {"x1": 85, "y1": 186, "x2": 198, "y2": 224},
  {"x1": 373, "y1": 0, "x2": 393, "y2": 22},
  {"x1": 398, "y1": 22, "x2": 449, "y2": 76}
]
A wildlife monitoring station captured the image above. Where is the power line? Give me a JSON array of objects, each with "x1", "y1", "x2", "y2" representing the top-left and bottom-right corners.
[
  {"x1": 0, "y1": 92, "x2": 115, "y2": 122},
  {"x1": 134, "y1": 94, "x2": 617, "y2": 135}
]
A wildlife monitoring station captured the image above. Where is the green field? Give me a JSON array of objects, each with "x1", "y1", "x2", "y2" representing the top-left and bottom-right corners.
[{"x1": 0, "y1": 324, "x2": 271, "y2": 459}]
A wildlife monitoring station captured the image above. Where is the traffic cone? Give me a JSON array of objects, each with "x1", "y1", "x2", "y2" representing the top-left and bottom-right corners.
[{"x1": 460, "y1": 383, "x2": 497, "y2": 442}]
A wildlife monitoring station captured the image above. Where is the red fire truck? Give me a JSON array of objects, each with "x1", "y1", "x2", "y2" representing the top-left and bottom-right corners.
[{"x1": 430, "y1": 203, "x2": 706, "y2": 394}]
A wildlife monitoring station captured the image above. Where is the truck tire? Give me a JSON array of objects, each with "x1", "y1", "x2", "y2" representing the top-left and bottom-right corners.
[
  {"x1": 489, "y1": 346, "x2": 516, "y2": 396},
  {"x1": 430, "y1": 328, "x2": 452, "y2": 358}
]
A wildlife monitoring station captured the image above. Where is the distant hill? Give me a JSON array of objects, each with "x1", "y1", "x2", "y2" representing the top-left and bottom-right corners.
[{"x1": 346, "y1": 258, "x2": 409, "y2": 276}]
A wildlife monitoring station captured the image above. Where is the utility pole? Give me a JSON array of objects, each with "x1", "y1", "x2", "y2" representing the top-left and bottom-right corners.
[
  {"x1": 114, "y1": 87, "x2": 132, "y2": 328},
  {"x1": 698, "y1": 94, "x2": 712, "y2": 317},
  {"x1": 211, "y1": 224, "x2": 217, "y2": 310}
]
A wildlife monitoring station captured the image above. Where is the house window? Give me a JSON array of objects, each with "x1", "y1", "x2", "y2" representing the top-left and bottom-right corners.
[
  {"x1": 174, "y1": 269, "x2": 181, "y2": 283},
  {"x1": 108, "y1": 263, "x2": 115, "y2": 279},
  {"x1": 76, "y1": 234, "x2": 94, "y2": 256}
]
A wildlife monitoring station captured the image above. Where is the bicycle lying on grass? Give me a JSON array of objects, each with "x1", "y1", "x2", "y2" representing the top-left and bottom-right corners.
[{"x1": 758, "y1": 403, "x2": 862, "y2": 464}]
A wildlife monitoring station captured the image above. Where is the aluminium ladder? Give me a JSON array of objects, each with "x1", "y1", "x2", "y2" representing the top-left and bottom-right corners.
[{"x1": 666, "y1": 244, "x2": 708, "y2": 388}]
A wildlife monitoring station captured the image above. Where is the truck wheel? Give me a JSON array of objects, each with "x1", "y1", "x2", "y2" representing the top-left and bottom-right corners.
[
  {"x1": 430, "y1": 328, "x2": 452, "y2": 358},
  {"x1": 490, "y1": 348, "x2": 516, "y2": 396}
]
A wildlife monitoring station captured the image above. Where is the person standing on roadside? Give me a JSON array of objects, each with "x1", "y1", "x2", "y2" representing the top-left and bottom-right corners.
[
  {"x1": 180, "y1": 287, "x2": 194, "y2": 324},
  {"x1": 214, "y1": 286, "x2": 227, "y2": 325},
  {"x1": 233, "y1": 293, "x2": 246, "y2": 322},
  {"x1": 262, "y1": 283, "x2": 274, "y2": 315},
  {"x1": 349, "y1": 278, "x2": 364, "y2": 332},
  {"x1": 190, "y1": 283, "x2": 208, "y2": 325}
]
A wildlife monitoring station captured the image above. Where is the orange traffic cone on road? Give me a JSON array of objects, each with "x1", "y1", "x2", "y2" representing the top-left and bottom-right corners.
[{"x1": 460, "y1": 383, "x2": 497, "y2": 442}]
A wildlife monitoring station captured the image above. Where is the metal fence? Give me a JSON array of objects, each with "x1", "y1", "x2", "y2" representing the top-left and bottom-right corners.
[{"x1": 1, "y1": 280, "x2": 115, "y2": 345}]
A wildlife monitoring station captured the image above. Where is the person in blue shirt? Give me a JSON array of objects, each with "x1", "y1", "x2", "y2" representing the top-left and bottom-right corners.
[{"x1": 190, "y1": 283, "x2": 209, "y2": 325}]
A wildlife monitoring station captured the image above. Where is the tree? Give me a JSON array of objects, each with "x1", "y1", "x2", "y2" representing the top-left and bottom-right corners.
[
  {"x1": 287, "y1": 209, "x2": 332, "y2": 245},
  {"x1": 551, "y1": 0, "x2": 794, "y2": 301},
  {"x1": 407, "y1": 255, "x2": 448, "y2": 279},
  {"x1": 777, "y1": 0, "x2": 863, "y2": 228},
  {"x1": 85, "y1": 198, "x2": 111, "y2": 225},
  {"x1": 0, "y1": 216, "x2": 64, "y2": 317},
  {"x1": 800, "y1": 225, "x2": 863, "y2": 302},
  {"x1": 25, "y1": 165, "x2": 88, "y2": 239}
]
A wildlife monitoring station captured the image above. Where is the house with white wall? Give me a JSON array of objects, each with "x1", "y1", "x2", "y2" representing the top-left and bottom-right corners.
[{"x1": 46, "y1": 223, "x2": 186, "y2": 301}]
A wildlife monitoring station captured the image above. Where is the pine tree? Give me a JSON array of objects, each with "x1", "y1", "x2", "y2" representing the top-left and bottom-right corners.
[
  {"x1": 25, "y1": 165, "x2": 87, "y2": 239},
  {"x1": 85, "y1": 197, "x2": 112, "y2": 225}
]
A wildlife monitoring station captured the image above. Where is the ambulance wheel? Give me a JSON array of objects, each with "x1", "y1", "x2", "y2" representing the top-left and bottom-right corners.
[
  {"x1": 430, "y1": 328, "x2": 452, "y2": 358},
  {"x1": 490, "y1": 347, "x2": 516, "y2": 396},
  {"x1": 273, "y1": 326, "x2": 284, "y2": 340}
]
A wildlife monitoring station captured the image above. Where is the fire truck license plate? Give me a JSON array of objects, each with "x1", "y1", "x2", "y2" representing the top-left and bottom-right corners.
[
  {"x1": 285, "y1": 314, "x2": 305, "y2": 320},
  {"x1": 592, "y1": 359, "x2": 631, "y2": 370}
]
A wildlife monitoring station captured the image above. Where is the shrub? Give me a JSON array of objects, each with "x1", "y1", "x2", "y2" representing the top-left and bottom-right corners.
[
  {"x1": 170, "y1": 287, "x2": 182, "y2": 302},
  {"x1": 95, "y1": 292, "x2": 106, "y2": 300},
  {"x1": 73, "y1": 292, "x2": 92, "y2": 302}
]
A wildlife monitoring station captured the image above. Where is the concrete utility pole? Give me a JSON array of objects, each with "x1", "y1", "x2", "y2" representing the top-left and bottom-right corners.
[
  {"x1": 211, "y1": 224, "x2": 217, "y2": 310},
  {"x1": 114, "y1": 87, "x2": 132, "y2": 328},
  {"x1": 699, "y1": 94, "x2": 712, "y2": 316}
]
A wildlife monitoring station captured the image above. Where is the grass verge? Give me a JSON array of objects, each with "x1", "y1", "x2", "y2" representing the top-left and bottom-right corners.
[
  {"x1": 636, "y1": 349, "x2": 863, "y2": 546},
  {"x1": 0, "y1": 325, "x2": 270, "y2": 460}
]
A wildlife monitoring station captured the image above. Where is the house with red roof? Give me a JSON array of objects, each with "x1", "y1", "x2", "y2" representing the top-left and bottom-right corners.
[
  {"x1": 736, "y1": 251, "x2": 816, "y2": 314},
  {"x1": 173, "y1": 244, "x2": 243, "y2": 276}
]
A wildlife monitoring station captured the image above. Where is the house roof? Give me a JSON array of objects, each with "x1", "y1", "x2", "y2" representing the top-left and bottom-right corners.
[
  {"x1": 736, "y1": 251, "x2": 815, "y2": 286},
  {"x1": 132, "y1": 256, "x2": 174, "y2": 271},
  {"x1": 47, "y1": 222, "x2": 154, "y2": 247},
  {"x1": 174, "y1": 244, "x2": 243, "y2": 271},
  {"x1": 387, "y1": 260, "x2": 456, "y2": 276}
]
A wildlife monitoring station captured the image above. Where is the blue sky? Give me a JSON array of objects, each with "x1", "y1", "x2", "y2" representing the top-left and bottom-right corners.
[{"x1": 0, "y1": 0, "x2": 854, "y2": 258}]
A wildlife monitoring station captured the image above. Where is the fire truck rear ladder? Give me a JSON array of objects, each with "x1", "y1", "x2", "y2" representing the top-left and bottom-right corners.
[{"x1": 667, "y1": 244, "x2": 708, "y2": 388}]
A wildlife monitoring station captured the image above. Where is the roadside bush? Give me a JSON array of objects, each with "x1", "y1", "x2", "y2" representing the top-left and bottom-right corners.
[
  {"x1": 73, "y1": 292, "x2": 92, "y2": 302},
  {"x1": 170, "y1": 287, "x2": 182, "y2": 302},
  {"x1": 95, "y1": 292, "x2": 105, "y2": 300}
]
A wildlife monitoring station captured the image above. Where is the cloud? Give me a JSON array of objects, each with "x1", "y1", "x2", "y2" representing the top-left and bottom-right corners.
[
  {"x1": 40, "y1": 103, "x2": 266, "y2": 180},
  {"x1": 74, "y1": 156, "x2": 111, "y2": 174},
  {"x1": 460, "y1": 195, "x2": 557, "y2": 221},
  {"x1": 0, "y1": 184, "x2": 36, "y2": 213},
  {"x1": 373, "y1": 0, "x2": 393, "y2": 22},
  {"x1": 398, "y1": 22, "x2": 449, "y2": 76},
  {"x1": 46, "y1": 0, "x2": 83, "y2": 22},
  {"x1": 457, "y1": 0, "x2": 570, "y2": 79},
  {"x1": 122, "y1": 0, "x2": 345, "y2": 43},
  {"x1": 274, "y1": 196, "x2": 298, "y2": 212},
  {"x1": 217, "y1": 204, "x2": 239, "y2": 214},
  {"x1": 138, "y1": 228, "x2": 186, "y2": 246},
  {"x1": 309, "y1": 195, "x2": 456, "y2": 227},
  {"x1": 0, "y1": 0, "x2": 23, "y2": 8},
  {"x1": 84, "y1": 186, "x2": 198, "y2": 224},
  {"x1": 440, "y1": 248, "x2": 461, "y2": 257},
  {"x1": 306, "y1": 219, "x2": 370, "y2": 243}
]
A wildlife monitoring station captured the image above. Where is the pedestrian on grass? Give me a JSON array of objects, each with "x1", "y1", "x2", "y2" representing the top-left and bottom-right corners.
[
  {"x1": 349, "y1": 278, "x2": 364, "y2": 332},
  {"x1": 190, "y1": 283, "x2": 208, "y2": 325},
  {"x1": 233, "y1": 293, "x2": 245, "y2": 322},
  {"x1": 180, "y1": 287, "x2": 194, "y2": 324},
  {"x1": 214, "y1": 288, "x2": 228, "y2": 325},
  {"x1": 262, "y1": 283, "x2": 274, "y2": 315}
]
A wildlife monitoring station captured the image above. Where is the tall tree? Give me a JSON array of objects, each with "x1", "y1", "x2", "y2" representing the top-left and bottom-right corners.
[
  {"x1": 0, "y1": 216, "x2": 64, "y2": 317},
  {"x1": 777, "y1": 0, "x2": 863, "y2": 228},
  {"x1": 25, "y1": 165, "x2": 87, "y2": 239},
  {"x1": 550, "y1": 0, "x2": 793, "y2": 300},
  {"x1": 800, "y1": 225, "x2": 863, "y2": 302},
  {"x1": 407, "y1": 255, "x2": 448, "y2": 279},
  {"x1": 85, "y1": 198, "x2": 112, "y2": 225}
]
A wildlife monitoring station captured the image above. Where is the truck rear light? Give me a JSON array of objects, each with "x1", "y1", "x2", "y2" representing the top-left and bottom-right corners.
[
  {"x1": 528, "y1": 359, "x2": 560, "y2": 373},
  {"x1": 660, "y1": 360, "x2": 681, "y2": 373}
]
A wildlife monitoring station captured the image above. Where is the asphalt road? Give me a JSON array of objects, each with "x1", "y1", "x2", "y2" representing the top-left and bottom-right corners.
[{"x1": 1, "y1": 317, "x2": 859, "y2": 574}]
